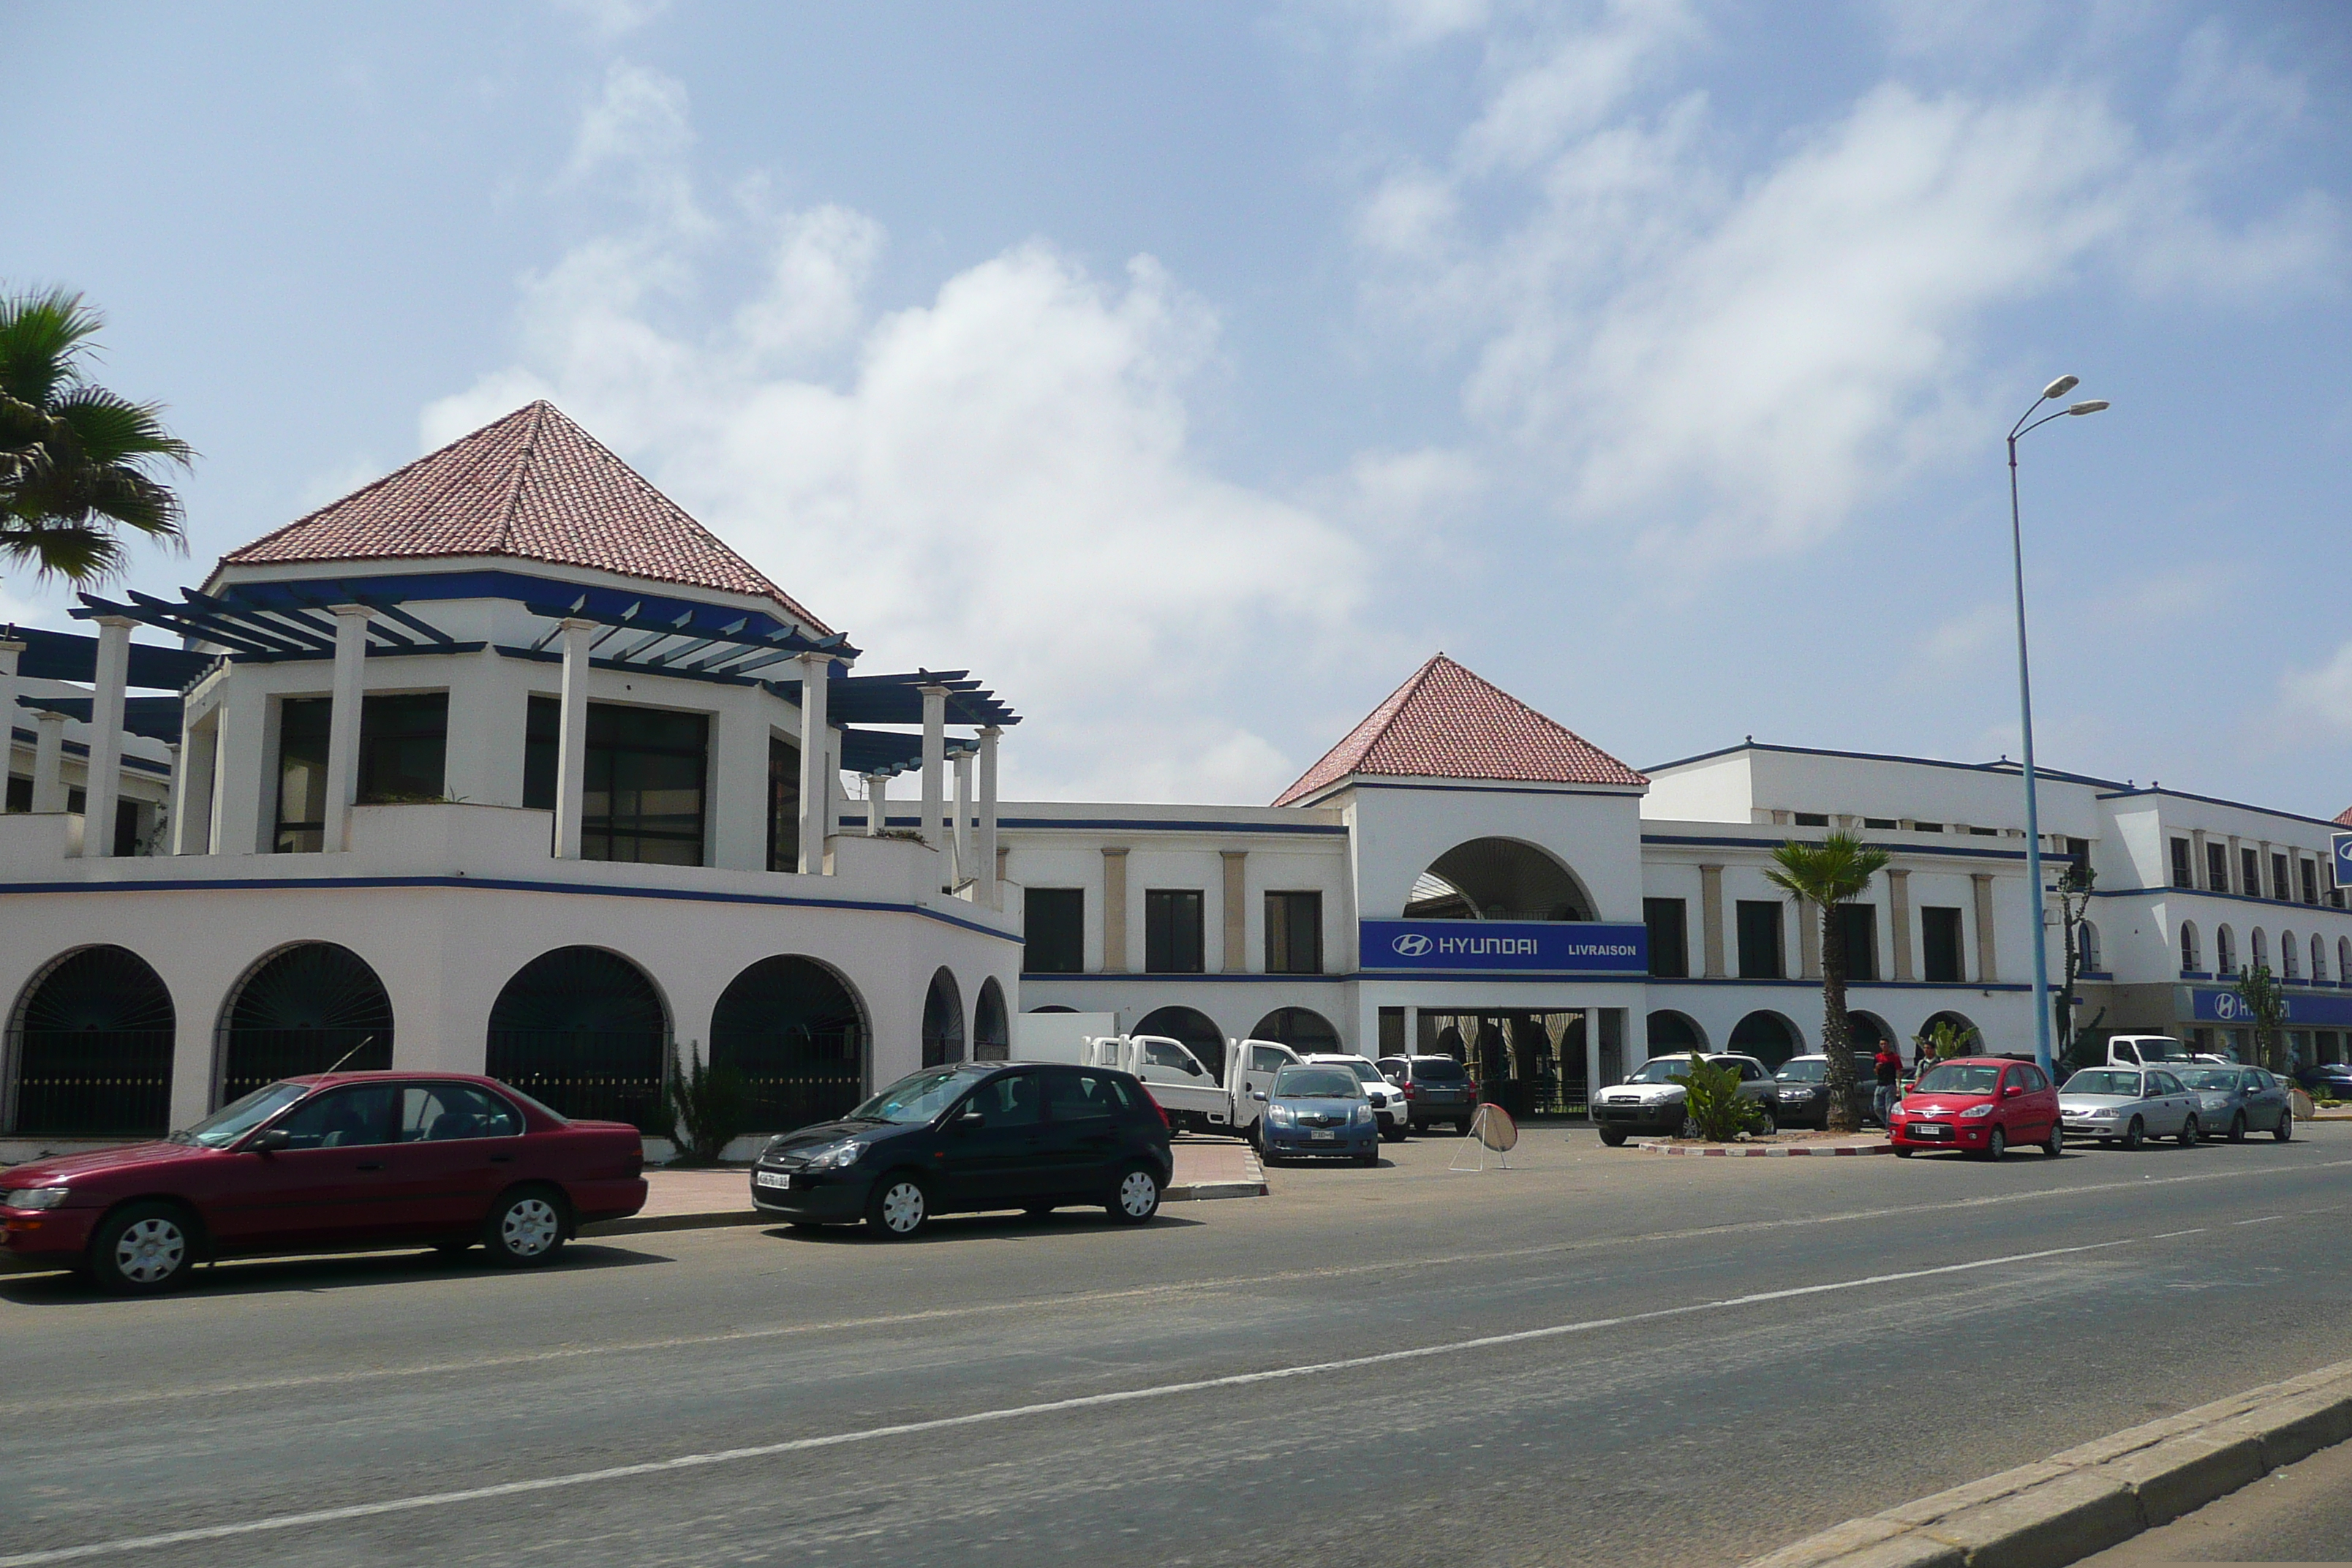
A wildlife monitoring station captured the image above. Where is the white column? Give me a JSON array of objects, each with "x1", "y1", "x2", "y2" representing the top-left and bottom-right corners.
[
  {"x1": 173, "y1": 714, "x2": 217, "y2": 855},
  {"x1": 794, "y1": 652, "x2": 833, "y2": 875},
  {"x1": 31, "y1": 709, "x2": 67, "y2": 813},
  {"x1": 864, "y1": 772, "x2": 888, "y2": 836},
  {"x1": 320, "y1": 604, "x2": 372, "y2": 852},
  {"x1": 951, "y1": 748, "x2": 973, "y2": 886},
  {"x1": 1403, "y1": 1004, "x2": 1419, "y2": 1058},
  {"x1": 78, "y1": 616, "x2": 133, "y2": 857},
  {"x1": 919, "y1": 684, "x2": 948, "y2": 850},
  {"x1": 553, "y1": 618, "x2": 596, "y2": 859},
  {"x1": 0, "y1": 638, "x2": 21, "y2": 812},
  {"x1": 977, "y1": 725, "x2": 1000, "y2": 910}
]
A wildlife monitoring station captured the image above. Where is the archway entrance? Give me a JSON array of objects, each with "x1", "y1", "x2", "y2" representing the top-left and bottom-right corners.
[
  {"x1": 8, "y1": 946, "x2": 175, "y2": 1137},
  {"x1": 921, "y1": 969, "x2": 965, "y2": 1068},
  {"x1": 486, "y1": 947, "x2": 667, "y2": 1130},
  {"x1": 709, "y1": 957, "x2": 865, "y2": 1134},
  {"x1": 1403, "y1": 837, "x2": 1594, "y2": 921},
  {"x1": 1646, "y1": 1010, "x2": 1706, "y2": 1059},
  {"x1": 1249, "y1": 1007, "x2": 1341, "y2": 1055},
  {"x1": 1135, "y1": 1006, "x2": 1226, "y2": 1082},
  {"x1": 1728, "y1": 1011, "x2": 1802, "y2": 1069},
  {"x1": 1847, "y1": 1012, "x2": 1893, "y2": 1053},
  {"x1": 1919, "y1": 1011, "x2": 1980, "y2": 1056},
  {"x1": 220, "y1": 943, "x2": 393, "y2": 1106},
  {"x1": 973, "y1": 979, "x2": 1010, "y2": 1062},
  {"x1": 1417, "y1": 1009, "x2": 1587, "y2": 1116}
]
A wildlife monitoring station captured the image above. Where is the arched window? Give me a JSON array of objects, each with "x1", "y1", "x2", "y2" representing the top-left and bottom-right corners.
[
  {"x1": 1403, "y1": 837, "x2": 1594, "y2": 921},
  {"x1": 486, "y1": 946, "x2": 667, "y2": 1129},
  {"x1": 2313, "y1": 934, "x2": 2327, "y2": 984},
  {"x1": 1249, "y1": 1008, "x2": 1341, "y2": 1054},
  {"x1": 709, "y1": 956, "x2": 865, "y2": 1133},
  {"x1": 7, "y1": 946, "x2": 175, "y2": 1137},
  {"x1": 2251, "y1": 929, "x2": 2268, "y2": 973},
  {"x1": 1134, "y1": 1006, "x2": 1226, "y2": 1082},
  {"x1": 2080, "y1": 921, "x2": 2101, "y2": 974},
  {"x1": 921, "y1": 968, "x2": 965, "y2": 1068},
  {"x1": 2180, "y1": 922, "x2": 2200, "y2": 975},
  {"x1": 1646, "y1": 1011, "x2": 1705, "y2": 1055},
  {"x1": 2216, "y1": 926, "x2": 2236, "y2": 976},
  {"x1": 973, "y1": 979, "x2": 1010, "y2": 1062},
  {"x1": 2340, "y1": 938, "x2": 2351, "y2": 984},
  {"x1": 2282, "y1": 931, "x2": 2299, "y2": 980},
  {"x1": 1727, "y1": 1011, "x2": 1802, "y2": 1069},
  {"x1": 220, "y1": 942, "x2": 394, "y2": 1107}
]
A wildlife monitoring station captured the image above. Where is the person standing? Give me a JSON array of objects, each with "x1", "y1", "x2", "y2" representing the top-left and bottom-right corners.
[{"x1": 1873, "y1": 1042, "x2": 1901, "y2": 1126}]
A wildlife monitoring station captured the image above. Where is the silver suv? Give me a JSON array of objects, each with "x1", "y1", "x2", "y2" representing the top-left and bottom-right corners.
[{"x1": 1591, "y1": 1053, "x2": 1778, "y2": 1146}]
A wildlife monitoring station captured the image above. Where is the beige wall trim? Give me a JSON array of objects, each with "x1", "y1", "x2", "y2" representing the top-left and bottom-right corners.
[
  {"x1": 1888, "y1": 869, "x2": 1914, "y2": 982},
  {"x1": 1971, "y1": 872, "x2": 1998, "y2": 983},
  {"x1": 1101, "y1": 847, "x2": 1129, "y2": 973},
  {"x1": 1798, "y1": 897, "x2": 1821, "y2": 981},
  {"x1": 1221, "y1": 849, "x2": 1248, "y2": 973},
  {"x1": 1700, "y1": 864, "x2": 1726, "y2": 979}
]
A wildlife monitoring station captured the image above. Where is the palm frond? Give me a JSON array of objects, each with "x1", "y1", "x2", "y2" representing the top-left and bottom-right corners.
[
  {"x1": 0, "y1": 287, "x2": 102, "y2": 406},
  {"x1": 1765, "y1": 832, "x2": 1893, "y2": 906},
  {"x1": 51, "y1": 387, "x2": 197, "y2": 468},
  {"x1": 0, "y1": 520, "x2": 125, "y2": 581}
]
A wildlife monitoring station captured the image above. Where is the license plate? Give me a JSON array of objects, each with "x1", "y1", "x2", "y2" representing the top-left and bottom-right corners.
[
  {"x1": 1913, "y1": 1126, "x2": 1950, "y2": 1140},
  {"x1": 1311, "y1": 1130, "x2": 1335, "y2": 1142},
  {"x1": 755, "y1": 1170, "x2": 791, "y2": 1190}
]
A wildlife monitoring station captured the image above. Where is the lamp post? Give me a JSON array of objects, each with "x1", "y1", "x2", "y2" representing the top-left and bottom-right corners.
[{"x1": 2008, "y1": 375, "x2": 2108, "y2": 1079}]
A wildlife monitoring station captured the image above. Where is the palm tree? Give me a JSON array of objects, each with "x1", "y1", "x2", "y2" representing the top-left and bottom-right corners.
[
  {"x1": 1, "y1": 287, "x2": 192, "y2": 583},
  {"x1": 1766, "y1": 832, "x2": 1891, "y2": 1134}
]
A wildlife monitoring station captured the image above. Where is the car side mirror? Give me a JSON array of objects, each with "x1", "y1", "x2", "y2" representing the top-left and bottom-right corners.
[
  {"x1": 247, "y1": 1128, "x2": 292, "y2": 1154},
  {"x1": 955, "y1": 1107, "x2": 984, "y2": 1129},
  {"x1": 2004, "y1": 1085, "x2": 2024, "y2": 1098},
  {"x1": 1250, "y1": 1090, "x2": 1267, "y2": 1102}
]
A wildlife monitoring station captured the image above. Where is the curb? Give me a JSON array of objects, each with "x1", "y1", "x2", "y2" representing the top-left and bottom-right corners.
[
  {"x1": 1744, "y1": 1357, "x2": 2352, "y2": 1568},
  {"x1": 584, "y1": 1164, "x2": 1271, "y2": 1237},
  {"x1": 1634, "y1": 1139, "x2": 1896, "y2": 1158}
]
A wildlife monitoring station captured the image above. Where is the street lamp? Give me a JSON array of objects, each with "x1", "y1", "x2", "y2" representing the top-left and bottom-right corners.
[{"x1": 2008, "y1": 375, "x2": 2107, "y2": 1079}]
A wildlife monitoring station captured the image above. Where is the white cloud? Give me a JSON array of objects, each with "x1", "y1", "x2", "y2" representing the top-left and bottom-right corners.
[
  {"x1": 1920, "y1": 601, "x2": 2008, "y2": 668},
  {"x1": 548, "y1": 0, "x2": 671, "y2": 45},
  {"x1": 2280, "y1": 642, "x2": 2352, "y2": 739}
]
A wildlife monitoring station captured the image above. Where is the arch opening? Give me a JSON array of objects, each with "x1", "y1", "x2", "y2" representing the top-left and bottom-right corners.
[
  {"x1": 1645, "y1": 1010, "x2": 1706, "y2": 1057},
  {"x1": 1135, "y1": 1006, "x2": 1225, "y2": 1082},
  {"x1": 973, "y1": 979, "x2": 1010, "y2": 1062},
  {"x1": 710, "y1": 956, "x2": 866, "y2": 1133},
  {"x1": 1846, "y1": 1011, "x2": 1895, "y2": 1052},
  {"x1": 7, "y1": 946, "x2": 176, "y2": 1137},
  {"x1": 1402, "y1": 837, "x2": 1594, "y2": 922},
  {"x1": 486, "y1": 946, "x2": 667, "y2": 1131},
  {"x1": 1249, "y1": 1007, "x2": 1341, "y2": 1055},
  {"x1": 921, "y1": 968, "x2": 965, "y2": 1068},
  {"x1": 1918, "y1": 1011, "x2": 1980, "y2": 1059},
  {"x1": 2180, "y1": 921, "x2": 2201, "y2": 975},
  {"x1": 1727, "y1": 1011, "x2": 1802, "y2": 1069},
  {"x1": 219, "y1": 942, "x2": 393, "y2": 1107}
]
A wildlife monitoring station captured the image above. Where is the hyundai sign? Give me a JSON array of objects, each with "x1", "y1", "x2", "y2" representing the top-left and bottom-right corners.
[
  {"x1": 1357, "y1": 919, "x2": 1648, "y2": 974},
  {"x1": 2188, "y1": 986, "x2": 2352, "y2": 1029},
  {"x1": 2334, "y1": 832, "x2": 2352, "y2": 894}
]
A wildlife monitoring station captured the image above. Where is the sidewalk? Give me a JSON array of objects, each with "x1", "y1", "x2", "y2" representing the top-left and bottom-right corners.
[
  {"x1": 587, "y1": 1137, "x2": 1267, "y2": 1237},
  {"x1": 1633, "y1": 1132, "x2": 1895, "y2": 1158}
]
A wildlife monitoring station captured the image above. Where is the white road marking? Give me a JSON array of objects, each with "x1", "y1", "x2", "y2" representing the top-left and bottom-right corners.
[
  {"x1": 0, "y1": 1237, "x2": 2136, "y2": 1566},
  {"x1": 2150, "y1": 1228, "x2": 2209, "y2": 1239},
  {"x1": 2232, "y1": 1215, "x2": 2285, "y2": 1225}
]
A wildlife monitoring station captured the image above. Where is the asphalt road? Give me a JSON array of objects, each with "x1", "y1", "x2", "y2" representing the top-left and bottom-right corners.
[{"x1": 6, "y1": 1126, "x2": 2351, "y2": 1568}]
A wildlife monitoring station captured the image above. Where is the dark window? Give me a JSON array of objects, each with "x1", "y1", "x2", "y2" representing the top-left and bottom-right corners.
[
  {"x1": 2243, "y1": 847, "x2": 2261, "y2": 897},
  {"x1": 6, "y1": 774, "x2": 29, "y2": 813},
  {"x1": 2207, "y1": 842, "x2": 2228, "y2": 892},
  {"x1": 1644, "y1": 898, "x2": 1689, "y2": 978},
  {"x1": 1793, "y1": 812, "x2": 1828, "y2": 827},
  {"x1": 356, "y1": 693, "x2": 447, "y2": 802},
  {"x1": 1838, "y1": 903, "x2": 1878, "y2": 982},
  {"x1": 767, "y1": 734, "x2": 800, "y2": 872},
  {"x1": 1921, "y1": 907, "x2": 1964, "y2": 982},
  {"x1": 1735, "y1": 900, "x2": 1784, "y2": 980},
  {"x1": 399, "y1": 1083, "x2": 521, "y2": 1141},
  {"x1": 1045, "y1": 1068, "x2": 1120, "y2": 1125},
  {"x1": 2302, "y1": 860, "x2": 2319, "y2": 905},
  {"x1": 274, "y1": 696, "x2": 332, "y2": 852},
  {"x1": 2272, "y1": 852, "x2": 2290, "y2": 902},
  {"x1": 2170, "y1": 837, "x2": 2193, "y2": 889},
  {"x1": 970, "y1": 1071, "x2": 1044, "y2": 1126},
  {"x1": 63, "y1": 788, "x2": 137, "y2": 855},
  {"x1": 273, "y1": 1084, "x2": 399, "y2": 1150},
  {"x1": 524, "y1": 697, "x2": 708, "y2": 864},
  {"x1": 1024, "y1": 889, "x2": 1085, "y2": 974},
  {"x1": 1969, "y1": 826, "x2": 1999, "y2": 837},
  {"x1": 2065, "y1": 838, "x2": 2090, "y2": 859},
  {"x1": 1264, "y1": 891, "x2": 1323, "y2": 974},
  {"x1": 1912, "y1": 822, "x2": 1943, "y2": 833},
  {"x1": 1863, "y1": 817, "x2": 1897, "y2": 829},
  {"x1": 1145, "y1": 889, "x2": 1205, "y2": 973}
]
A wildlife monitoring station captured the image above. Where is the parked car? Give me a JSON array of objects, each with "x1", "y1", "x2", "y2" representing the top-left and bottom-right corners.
[
  {"x1": 1302, "y1": 1054, "x2": 1411, "y2": 1141},
  {"x1": 1771, "y1": 1052, "x2": 1882, "y2": 1130},
  {"x1": 1591, "y1": 1053, "x2": 1777, "y2": 1147},
  {"x1": 749, "y1": 1062, "x2": 1174, "y2": 1239},
  {"x1": 1888, "y1": 1056, "x2": 2062, "y2": 1159},
  {"x1": 2176, "y1": 1066, "x2": 2295, "y2": 1142},
  {"x1": 0, "y1": 1072, "x2": 647, "y2": 1293},
  {"x1": 1376, "y1": 1054, "x2": 1481, "y2": 1135},
  {"x1": 2291, "y1": 1062, "x2": 2352, "y2": 1101},
  {"x1": 2057, "y1": 1066, "x2": 2205, "y2": 1150},
  {"x1": 1253, "y1": 1064, "x2": 1381, "y2": 1166}
]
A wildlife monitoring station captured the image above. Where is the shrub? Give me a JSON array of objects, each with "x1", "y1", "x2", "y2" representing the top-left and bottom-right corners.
[
  {"x1": 665, "y1": 1041, "x2": 752, "y2": 1165},
  {"x1": 1670, "y1": 1052, "x2": 1767, "y2": 1142}
]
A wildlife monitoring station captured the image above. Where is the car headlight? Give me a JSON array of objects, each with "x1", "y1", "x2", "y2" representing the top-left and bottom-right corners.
[
  {"x1": 799, "y1": 1138, "x2": 864, "y2": 1170},
  {"x1": 2082, "y1": 1107, "x2": 2117, "y2": 1119},
  {"x1": 1959, "y1": 1104, "x2": 1997, "y2": 1120},
  {"x1": 5, "y1": 1186, "x2": 69, "y2": 1210},
  {"x1": 1268, "y1": 1105, "x2": 1295, "y2": 1125},
  {"x1": 1352, "y1": 1104, "x2": 1373, "y2": 1126}
]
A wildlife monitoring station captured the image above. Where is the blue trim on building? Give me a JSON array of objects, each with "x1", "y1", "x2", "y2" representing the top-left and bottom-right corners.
[
  {"x1": 1642, "y1": 976, "x2": 2032, "y2": 992},
  {"x1": 1020, "y1": 970, "x2": 1352, "y2": 984},
  {"x1": 2090, "y1": 884, "x2": 2349, "y2": 916},
  {"x1": 2093, "y1": 785, "x2": 2349, "y2": 833},
  {"x1": 1640, "y1": 832, "x2": 2028, "y2": 862}
]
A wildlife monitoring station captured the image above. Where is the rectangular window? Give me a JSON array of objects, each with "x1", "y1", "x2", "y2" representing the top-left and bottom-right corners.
[
  {"x1": 69, "y1": 791, "x2": 140, "y2": 857},
  {"x1": 766, "y1": 735, "x2": 800, "y2": 872},
  {"x1": 6, "y1": 774, "x2": 30, "y2": 813},
  {"x1": 1793, "y1": 812, "x2": 1828, "y2": 827},
  {"x1": 2243, "y1": 847, "x2": 2261, "y2": 897},
  {"x1": 524, "y1": 697, "x2": 708, "y2": 864},
  {"x1": 2171, "y1": 837, "x2": 2193, "y2": 889},
  {"x1": 2207, "y1": 842, "x2": 2229, "y2": 893},
  {"x1": 1968, "y1": 826, "x2": 1999, "y2": 837},
  {"x1": 1022, "y1": 888, "x2": 1085, "y2": 974},
  {"x1": 1921, "y1": 906, "x2": 1965, "y2": 983},
  {"x1": 1264, "y1": 891, "x2": 1323, "y2": 974},
  {"x1": 273, "y1": 696, "x2": 332, "y2": 852},
  {"x1": 2302, "y1": 859, "x2": 2319, "y2": 905},
  {"x1": 1145, "y1": 889, "x2": 1205, "y2": 973},
  {"x1": 1912, "y1": 822, "x2": 1944, "y2": 833},
  {"x1": 356, "y1": 693, "x2": 448, "y2": 803},
  {"x1": 1735, "y1": 900, "x2": 1784, "y2": 980},
  {"x1": 1839, "y1": 903, "x2": 1878, "y2": 982},
  {"x1": 1644, "y1": 897, "x2": 1689, "y2": 979},
  {"x1": 1863, "y1": 817, "x2": 1897, "y2": 829}
]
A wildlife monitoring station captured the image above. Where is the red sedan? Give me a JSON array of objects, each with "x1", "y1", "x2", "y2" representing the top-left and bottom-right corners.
[
  {"x1": 0, "y1": 1071, "x2": 647, "y2": 1292},
  {"x1": 1887, "y1": 1055, "x2": 2062, "y2": 1159}
]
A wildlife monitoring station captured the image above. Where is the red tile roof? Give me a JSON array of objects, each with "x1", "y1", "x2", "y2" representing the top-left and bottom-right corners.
[
  {"x1": 219, "y1": 401, "x2": 831, "y2": 632},
  {"x1": 1271, "y1": 654, "x2": 1646, "y2": 806},
  {"x1": 2337, "y1": 806, "x2": 2352, "y2": 828}
]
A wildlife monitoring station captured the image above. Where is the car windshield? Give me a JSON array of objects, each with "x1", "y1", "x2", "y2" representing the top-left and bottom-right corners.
[
  {"x1": 1629, "y1": 1058, "x2": 1694, "y2": 1084},
  {"x1": 2179, "y1": 1070, "x2": 2241, "y2": 1092},
  {"x1": 173, "y1": 1082, "x2": 313, "y2": 1147},
  {"x1": 1273, "y1": 1067, "x2": 1363, "y2": 1098},
  {"x1": 1412, "y1": 1058, "x2": 1467, "y2": 1082},
  {"x1": 1776, "y1": 1060, "x2": 1828, "y2": 1082},
  {"x1": 1913, "y1": 1063, "x2": 2001, "y2": 1096},
  {"x1": 848, "y1": 1069, "x2": 971, "y2": 1124},
  {"x1": 1331, "y1": 1060, "x2": 1379, "y2": 1083},
  {"x1": 2063, "y1": 1070, "x2": 2144, "y2": 1098}
]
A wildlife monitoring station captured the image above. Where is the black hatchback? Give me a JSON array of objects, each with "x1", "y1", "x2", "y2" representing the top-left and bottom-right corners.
[{"x1": 749, "y1": 1063, "x2": 1175, "y2": 1239}]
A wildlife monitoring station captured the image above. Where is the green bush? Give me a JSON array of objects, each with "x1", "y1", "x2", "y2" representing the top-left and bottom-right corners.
[
  {"x1": 1670, "y1": 1052, "x2": 1767, "y2": 1142},
  {"x1": 665, "y1": 1042, "x2": 753, "y2": 1165}
]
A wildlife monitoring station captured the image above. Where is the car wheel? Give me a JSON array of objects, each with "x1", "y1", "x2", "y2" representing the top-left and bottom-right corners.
[
  {"x1": 2229, "y1": 1113, "x2": 2247, "y2": 1143},
  {"x1": 1756, "y1": 1104, "x2": 1777, "y2": 1134},
  {"x1": 866, "y1": 1175, "x2": 929, "y2": 1239},
  {"x1": 87, "y1": 1201, "x2": 197, "y2": 1294},
  {"x1": 483, "y1": 1186, "x2": 568, "y2": 1267},
  {"x1": 1354, "y1": 1151, "x2": 1379, "y2": 1166},
  {"x1": 2122, "y1": 1117, "x2": 2145, "y2": 1150},
  {"x1": 2043, "y1": 1123, "x2": 2065, "y2": 1158},
  {"x1": 1109, "y1": 1164, "x2": 1161, "y2": 1224},
  {"x1": 2178, "y1": 1115, "x2": 2198, "y2": 1148},
  {"x1": 2274, "y1": 1109, "x2": 2293, "y2": 1143},
  {"x1": 1986, "y1": 1127, "x2": 2006, "y2": 1162},
  {"x1": 1597, "y1": 1128, "x2": 1627, "y2": 1147},
  {"x1": 1382, "y1": 1125, "x2": 1407, "y2": 1144}
]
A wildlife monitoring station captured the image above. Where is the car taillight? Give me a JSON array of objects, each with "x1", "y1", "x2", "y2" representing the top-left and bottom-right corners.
[
  {"x1": 1402, "y1": 1083, "x2": 1420, "y2": 1098},
  {"x1": 1143, "y1": 1089, "x2": 1169, "y2": 1131}
]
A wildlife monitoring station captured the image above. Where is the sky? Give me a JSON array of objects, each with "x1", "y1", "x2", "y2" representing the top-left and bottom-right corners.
[{"x1": 8, "y1": 1, "x2": 2351, "y2": 814}]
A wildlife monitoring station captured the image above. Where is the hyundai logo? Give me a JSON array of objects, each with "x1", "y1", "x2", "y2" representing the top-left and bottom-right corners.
[{"x1": 1392, "y1": 933, "x2": 1433, "y2": 957}]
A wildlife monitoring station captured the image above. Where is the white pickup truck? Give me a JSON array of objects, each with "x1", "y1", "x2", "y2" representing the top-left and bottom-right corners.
[
  {"x1": 1009, "y1": 1022, "x2": 1305, "y2": 1139},
  {"x1": 2106, "y1": 1034, "x2": 2229, "y2": 1068}
]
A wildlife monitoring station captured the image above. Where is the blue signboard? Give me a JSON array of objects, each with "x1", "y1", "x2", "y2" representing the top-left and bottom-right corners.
[
  {"x1": 2334, "y1": 833, "x2": 2352, "y2": 894},
  {"x1": 2187, "y1": 987, "x2": 2352, "y2": 1029},
  {"x1": 1357, "y1": 919, "x2": 1648, "y2": 974}
]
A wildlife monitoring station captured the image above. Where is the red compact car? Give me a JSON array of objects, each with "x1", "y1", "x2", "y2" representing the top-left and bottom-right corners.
[
  {"x1": 0, "y1": 1072, "x2": 647, "y2": 1292},
  {"x1": 1888, "y1": 1055, "x2": 2062, "y2": 1159}
]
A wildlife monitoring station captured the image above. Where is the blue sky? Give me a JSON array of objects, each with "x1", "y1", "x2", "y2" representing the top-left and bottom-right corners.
[{"x1": 10, "y1": 1, "x2": 2350, "y2": 812}]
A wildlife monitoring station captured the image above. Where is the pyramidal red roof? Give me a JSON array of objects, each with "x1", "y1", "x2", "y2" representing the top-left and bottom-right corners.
[
  {"x1": 2337, "y1": 805, "x2": 2352, "y2": 828},
  {"x1": 219, "y1": 401, "x2": 830, "y2": 632},
  {"x1": 1271, "y1": 655, "x2": 1646, "y2": 807}
]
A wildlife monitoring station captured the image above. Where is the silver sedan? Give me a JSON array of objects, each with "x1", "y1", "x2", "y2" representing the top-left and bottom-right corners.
[
  {"x1": 2175, "y1": 1066, "x2": 2294, "y2": 1143},
  {"x1": 2058, "y1": 1067, "x2": 2204, "y2": 1149}
]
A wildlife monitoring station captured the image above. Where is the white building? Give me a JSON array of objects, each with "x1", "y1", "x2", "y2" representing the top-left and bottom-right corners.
[{"x1": 7, "y1": 403, "x2": 2350, "y2": 1153}]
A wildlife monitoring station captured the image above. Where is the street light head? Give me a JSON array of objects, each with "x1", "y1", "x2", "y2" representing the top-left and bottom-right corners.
[
  {"x1": 2066, "y1": 399, "x2": 2108, "y2": 415},
  {"x1": 2042, "y1": 374, "x2": 2080, "y2": 400}
]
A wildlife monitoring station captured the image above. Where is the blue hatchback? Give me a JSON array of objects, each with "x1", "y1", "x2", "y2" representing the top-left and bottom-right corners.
[{"x1": 1255, "y1": 1064, "x2": 1381, "y2": 1165}]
